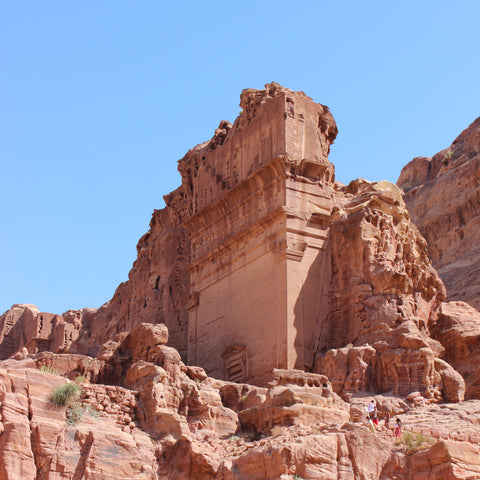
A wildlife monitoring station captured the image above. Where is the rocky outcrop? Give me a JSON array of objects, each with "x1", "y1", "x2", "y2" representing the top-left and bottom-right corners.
[
  {"x1": 237, "y1": 369, "x2": 349, "y2": 434},
  {"x1": 314, "y1": 179, "x2": 460, "y2": 402},
  {"x1": 431, "y1": 301, "x2": 480, "y2": 399},
  {"x1": 397, "y1": 116, "x2": 480, "y2": 309},
  {"x1": 0, "y1": 304, "x2": 95, "y2": 360},
  {"x1": 70, "y1": 200, "x2": 191, "y2": 359},
  {"x1": 2, "y1": 83, "x2": 480, "y2": 478},
  {"x1": 0, "y1": 364, "x2": 158, "y2": 480}
]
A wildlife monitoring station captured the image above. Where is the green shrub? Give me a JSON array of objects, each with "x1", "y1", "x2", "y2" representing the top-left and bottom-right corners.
[
  {"x1": 85, "y1": 405, "x2": 100, "y2": 419},
  {"x1": 66, "y1": 403, "x2": 99, "y2": 426},
  {"x1": 402, "y1": 431, "x2": 436, "y2": 454},
  {"x1": 75, "y1": 374, "x2": 86, "y2": 383},
  {"x1": 66, "y1": 403, "x2": 85, "y2": 425},
  {"x1": 402, "y1": 431, "x2": 414, "y2": 446},
  {"x1": 39, "y1": 365, "x2": 59, "y2": 375},
  {"x1": 50, "y1": 383, "x2": 82, "y2": 406}
]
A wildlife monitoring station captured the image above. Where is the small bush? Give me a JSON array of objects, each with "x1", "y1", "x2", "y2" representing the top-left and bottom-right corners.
[
  {"x1": 444, "y1": 149, "x2": 453, "y2": 160},
  {"x1": 66, "y1": 403, "x2": 85, "y2": 425},
  {"x1": 39, "y1": 365, "x2": 59, "y2": 375},
  {"x1": 66, "y1": 403, "x2": 99, "y2": 426},
  {"x1": 85, "y1": 405, "x2": 100, "y2": 419},
  {"x1": 402, "y1": 431, "x2": 436, "y2": 454},
  {"x1": 50, "y1": 383, "x2": 82, "y2": 406},
  {"x1": 75, "y1": 374, "x2": 86, "y2": 383},
  {"x1": 402, "y1": 431, "x2": 414, "y2": 446}
]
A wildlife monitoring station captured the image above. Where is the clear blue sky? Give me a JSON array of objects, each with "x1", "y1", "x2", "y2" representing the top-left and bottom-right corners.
[{"x1": 1, "y1": 1, "x2": 479, "y2": 315}]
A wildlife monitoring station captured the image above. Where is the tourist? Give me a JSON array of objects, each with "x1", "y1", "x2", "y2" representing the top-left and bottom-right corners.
[
  {"x1": 372, "y1": 410, "x2": 379, "y2": 427},
  {"x1": 384, "y1": 410, "x2": 391, "y2": 429},
  {"x1": 395, "y1": 418, "x2": 402, "y2": 439},
  {"x1": 368, "y1": 415, "x2": 376, "y2": 433}
]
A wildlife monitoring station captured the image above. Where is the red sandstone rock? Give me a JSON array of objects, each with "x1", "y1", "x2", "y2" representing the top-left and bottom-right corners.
[
  {"x1": 432, "y1": 301, "x2": 480, "y2": 399},
  {"x1": 409, "y1": 440, "x2": 480, "y2": 479},
  {"x1": 314, "y1": 179, "x2": 459, "y2": 401},
  {"x1": 0, "y1": 365, "x2": 157, "y2": 480},
  {"x1": 314, "y1": 345, "x2": 376, "y2": 397},
  {"x1": 1, "y1": 84, "x2": 464, "y2": 405},
  {"x1": 238, "y1": 369, "x2": 349, "y2": 434},
  {"x1": 1, "y1": 335, "x2": 480, "y2": 479},
  {"x1": 0, "y1": 304, "x2": 95, "y2": 360},
  {"x1": 398, "y1": 116, "x2": 480, "y2": 310}
]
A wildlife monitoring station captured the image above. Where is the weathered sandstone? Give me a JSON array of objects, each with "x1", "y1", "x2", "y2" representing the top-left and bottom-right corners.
[
  {"x1": 2, "y1": 342, "x2": 480, "y2": 479},
  {"x1": 314, "y1": 179, "x2": 457, "y2": 401},
  {"x1": 432, "y1": 301, "x2": 480, "y2": 399},
  {"x1": 398, "y1": 116, "x2": 480, "y2": 309},
  {"x1": 0, "y1": 365, "x2": 157, "y2": 480},
  {"x1": 0, "y1": 304, "x2": 95, "y2": 360}
]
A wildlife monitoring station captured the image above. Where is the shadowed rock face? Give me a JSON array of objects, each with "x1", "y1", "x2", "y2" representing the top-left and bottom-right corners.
[{"x1": 397, "y1": 116, "x2": 480, "y2": 310}]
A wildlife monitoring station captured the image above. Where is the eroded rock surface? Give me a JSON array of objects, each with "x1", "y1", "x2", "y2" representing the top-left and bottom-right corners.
[
  {"x1": 398, "y1": 116, "x2": 480, "y2": 309},
  {"x1": 314, "y1": 179, "x2": 459, "y2": 402},
  {"x1": 432, "y1": 301, "x2": 480, "y2": 399},
  {"x1": 1, "y1": 326, "x2": 479, "y2": 480},
  {"x1": 1, "y1": 84, "x2": 467, "y2": 404},
  {"x1": 0, "y1": 304, "x2": 95, "y2": 360}
]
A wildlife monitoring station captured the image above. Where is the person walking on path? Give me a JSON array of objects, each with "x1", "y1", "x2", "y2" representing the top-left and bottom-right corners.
[
  {"x1": 384, "y1": 411, "x2": 391, "y2": 430},
  {"x1": 395, "y1": 417, "x2": 402, "y2": 439}
]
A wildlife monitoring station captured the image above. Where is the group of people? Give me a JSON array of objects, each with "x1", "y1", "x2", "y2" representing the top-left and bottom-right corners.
[{"x1": 364, "y1": 399, "x2": 402, "y2": 439}]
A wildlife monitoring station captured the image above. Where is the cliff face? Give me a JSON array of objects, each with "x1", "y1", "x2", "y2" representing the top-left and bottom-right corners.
[
  {"x1": 397, "y1": 116, "x2": 480, "y2": 309},
  {"x1": 73, "y1": 200, "x2": 192, "y2": 360}
]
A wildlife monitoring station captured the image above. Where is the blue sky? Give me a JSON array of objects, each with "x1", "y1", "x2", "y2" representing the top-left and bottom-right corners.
[{"x1": 1, "y1": 1, "x2": 479, "y2": 315}]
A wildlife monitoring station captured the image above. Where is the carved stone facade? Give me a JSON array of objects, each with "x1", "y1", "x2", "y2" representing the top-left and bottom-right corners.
[{"x1": 182, "y1": 84, "x2": 338, "y2": 382}]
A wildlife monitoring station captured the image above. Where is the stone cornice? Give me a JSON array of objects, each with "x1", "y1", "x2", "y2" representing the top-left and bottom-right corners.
[{"x1": 183, "y1": 156, "x2": 288, "y2": 235}]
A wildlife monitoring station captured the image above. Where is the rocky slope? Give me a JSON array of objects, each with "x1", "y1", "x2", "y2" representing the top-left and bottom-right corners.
[
  {"x1": 397, "y1": 116, "x2": 480, "y2": 309},
  {"x1": 1, "y1": 323, "x2": 480, "y2": 480}
]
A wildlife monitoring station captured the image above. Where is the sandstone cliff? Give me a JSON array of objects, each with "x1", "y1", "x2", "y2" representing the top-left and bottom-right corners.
[{"x1": 397, "y1": 116, "x2": 480, "y2": 309}]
